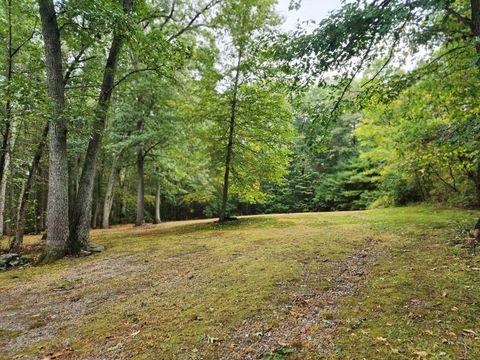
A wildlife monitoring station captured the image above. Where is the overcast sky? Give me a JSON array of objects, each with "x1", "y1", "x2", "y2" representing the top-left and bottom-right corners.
[{"x1": 276, "y1": 0, "x2": 343, "y2": 30}]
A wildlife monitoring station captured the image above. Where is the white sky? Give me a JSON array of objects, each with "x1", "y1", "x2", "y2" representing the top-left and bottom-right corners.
[{"x1": 276, "y1": 0, "x2": 344, "y2": 30}]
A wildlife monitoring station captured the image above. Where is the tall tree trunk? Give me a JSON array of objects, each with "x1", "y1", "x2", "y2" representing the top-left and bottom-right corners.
[
  {"x1": 0, "y1": 151, "x2": 9, "y2": 238},
  {"x1": 68, "y1": 0, "x2": 133, "y2": 253},
  {"x1": 102, "y1": 152, "x2": 122, "y2": 229},
  {"x1": 470, "y1": 0, "x2": 480, "y2": 233},
  {"x1": 0, "y1": 0, "x2": 13, "y2": 184},
  {"x1": 135, "y1": 120, "x2": 145, "y2": 226},
  {"x1": 0, "y1": 0, "x2": 14, "y2": 236},
  {"x1": 9, "y1": 123, "x2": 49, "y2": 253},
  {"x1": 219, "y1": 47, "x2": 242, "y2": 223},
  {"x1": 37, "y1": 0, "x2": 69, "y2": 264},
  {"x1": 154, "y1": 177, "x2": 161, "y2": 224}
]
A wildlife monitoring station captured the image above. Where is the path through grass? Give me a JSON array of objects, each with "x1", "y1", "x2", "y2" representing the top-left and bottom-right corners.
[{"x1": 0, "y1": 206, "x2": 479, "y2": 359}]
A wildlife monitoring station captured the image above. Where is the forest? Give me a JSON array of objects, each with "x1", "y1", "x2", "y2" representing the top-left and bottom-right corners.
[{"x1": 0, "y1": 0, "x2": 479, "y2": 359}]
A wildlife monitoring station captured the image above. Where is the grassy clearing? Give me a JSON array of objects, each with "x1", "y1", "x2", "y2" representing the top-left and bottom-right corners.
[{"x1": 0, "y1": 206, "x2": 479, "y2": 359}]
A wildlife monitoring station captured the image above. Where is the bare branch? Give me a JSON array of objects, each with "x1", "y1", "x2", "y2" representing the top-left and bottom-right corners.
[
  {"x1": 11, "y1": 19, "x2": 37, "y2": 58},
  {"x1": 64, "y1": 48, "x2": 86, "y2": 84},
  {"x1": 112, "y1": 67, "x2": 159, "y2": 89},
  {"x1": 160, "y1": 2, "x2": 175, "y2": 31},
  {"x1": 168, "y1": 0, "x2": 221, "y2": 41},
  {"x1": 359, "y1": 17, "x2": 413, "y2": 90},
  {"x1": 143, "y1": 140, "x2": 162, "y2": 159},
  {"x1": 444, "y1": 6, "x2": 472, "y2": 28},
  {"x1": 112, "y1": 66, "x2": 177, "y2": 90}
]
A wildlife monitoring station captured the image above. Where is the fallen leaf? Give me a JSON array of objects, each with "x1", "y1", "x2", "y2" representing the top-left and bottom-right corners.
[
  {"x1": 462, "y1": 329, "x2": 477, "y2": 336},
  {"x1": 413, "y1": 350, "x2": 428, "y2": 358}
]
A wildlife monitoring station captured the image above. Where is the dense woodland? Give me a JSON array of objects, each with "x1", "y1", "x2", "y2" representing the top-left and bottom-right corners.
[{"x1": 0, "y1": 0, "x2": 479, "y2": 262}]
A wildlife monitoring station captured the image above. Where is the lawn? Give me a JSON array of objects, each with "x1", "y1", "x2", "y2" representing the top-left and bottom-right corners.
[{"x1": 1, "y1": 206, "x2": 479, "y2": 359}]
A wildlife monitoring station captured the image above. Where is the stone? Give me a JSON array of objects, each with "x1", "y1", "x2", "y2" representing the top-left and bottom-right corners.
[
  {"x1": 0, "y1": 253, "x2": 29, "y2": 271},
  {"x1": 88, "y1": 244, "x2": 105, "y2": 253}
]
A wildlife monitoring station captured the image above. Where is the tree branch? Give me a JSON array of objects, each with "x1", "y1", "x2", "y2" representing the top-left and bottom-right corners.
[
  {"x1": 143, "y1": 140, "x2": 162, "y2": 159},
  {"x1": 160, "y1": 2, "x2": 175, "y2": 30},
  {"x1": 11, "y1": 19, "x2": 37, "y2": 58},
  {"x1": 112, "y1": 66, "x2": 177, "y2": 91},
  {"x1": 361, "y1": 19, "x2": 408, "y2": 89},
  {"x1": 168, "y1": 0, "x2": 221, "y2": 41},
  {"x1": 444, "y1": 6, "x2": 472, "y2": 28},
  {"x1": 64, "y1": 48, "x2": 86, "y2": 84}
]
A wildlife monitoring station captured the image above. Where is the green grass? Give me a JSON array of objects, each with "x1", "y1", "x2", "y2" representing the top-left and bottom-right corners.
[{"x1": 0, "y1": 206, "x2": 479, "y2": 359}]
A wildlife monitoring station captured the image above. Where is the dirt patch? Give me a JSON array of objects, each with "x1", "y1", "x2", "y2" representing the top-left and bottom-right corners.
[{"x1": 220, "y1": 240, "x2": 379, "y2": 359}]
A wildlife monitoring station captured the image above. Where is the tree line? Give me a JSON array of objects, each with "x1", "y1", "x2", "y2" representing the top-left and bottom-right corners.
[{"x1": 1, "y1": 0, "x2": 479, "y2": 262}]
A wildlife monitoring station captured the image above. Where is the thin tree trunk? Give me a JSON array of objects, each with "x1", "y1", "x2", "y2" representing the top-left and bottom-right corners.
[
  {"x1": 9, "y1": 123, "x2": 49, "y2": 253},
  {"x1": 469, "y1": 0, "x2": 480, "y2": 233},
  {"x1": 0, "y1": 0, "x2": 14, "y2": 236},
  {"x1": 6, "y1": 173, "x2": 14, "y2": 236},
  {"x1": 119, "y1": 168, "x2": 127, "y2": 224},
  {"x1": 102, "y1": 152, "x2": 122, "y2": 228},
  {"x1": 0, "y1": 152, "x2": 9, "y2": 237},
  {"x1": 472, "y1": 0, "x2": 480, "y2": 50},
  {"x1": 68, "y1": 156, "x2": 79, "y2": 223},
  {"x1": 0, "y1": 125, "x2": 16, "y2": 238},
  {"x1": 154, "y1": 177, "x2": 161, "y2": 224},
  {"x1": 135, "y1": 120, "x2": 145, "y2": 226},
  {"x1": 219, "y1": 47, "x2": 242, "y2": 223},
  {"x1": 0, "y1": 0, "x2": 13, "y2": 184},
  {"x1": 37, "y1": 0, "x2": 69, "y2": 264},
  {"x1": 91, "y1": 156, "x2": 104, "y2": 229},
  {"x1": 35, "y1": 163, "x2": 47, "y2": 233},
  {"x1": 68, "y1": 0, "x2": 133, "y2": 253}
]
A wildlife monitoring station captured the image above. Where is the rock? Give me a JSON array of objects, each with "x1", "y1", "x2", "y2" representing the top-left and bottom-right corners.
[
  {"x1": 88, "y1": 244, "x2": 105, "y2": 253},
  {"x1": 0, "y1": 253, "x2": 29, "y2": 271},
  {"x1": 80, "y1": 249, "x2": 92, "y2": 256}
]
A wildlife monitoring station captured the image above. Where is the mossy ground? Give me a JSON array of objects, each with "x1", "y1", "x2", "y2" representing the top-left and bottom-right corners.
[{"x1": 0, "y1": 206, "x2": 479, "y2": 359}]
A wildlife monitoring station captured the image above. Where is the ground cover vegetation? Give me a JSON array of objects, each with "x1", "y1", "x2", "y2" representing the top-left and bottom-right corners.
[{"x1": 0, "y1": 0, "x2": 479, "y2": 358}]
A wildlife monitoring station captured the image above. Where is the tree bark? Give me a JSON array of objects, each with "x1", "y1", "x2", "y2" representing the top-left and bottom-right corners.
[
  {"x1": 68, "y1": 155, "x2": 81, "y2": 224},
  {"x1": 135, "y1": 118, "x2": 145, "y2": 227},
  {"x1": 0, "y1": 0, "x2": 13, "y2": 184},
  {"x1": 35, "y1": 163, "x2": 47, "y2": 233},
  {"x1": 119, "y1": 168, "x2": 127, "y2": 224},
  {"x1": 154, "y1": 177, "x2": 161, "y2": 224},
  {"x1": 102, "y1": 152, "x2": 122, "y2": 228},
  {"x1": 37, "y1": 0, "x2": 69, "y2": 264},
  {"x1": 91, "y1": 161, "x2": 103, "y2": 229},
  {"x1": 9, "y1": 123, "x2": 49, "y2": 253},
  {"x1": 471, "y1": 0, "x2": 480, "y2": 44},
  {"x1": 68, "y1": 0, "x2": 133, "y2": 253},
  {"x1": 0, "y1": 152, "x2": 9, "y2": 238},
  {"x1": 470, "y1": 0, "x2": 480, "y2": 229},
  {"x1": 0, "y1": 148, "x2": 13, "y2": 238},
  {"x1": 219, "y1": 47, "x2": 242, "y2": 223}
]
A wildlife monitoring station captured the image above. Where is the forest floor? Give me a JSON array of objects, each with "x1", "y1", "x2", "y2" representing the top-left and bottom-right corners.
[{"x1": 1, "y1": 206, "x2": 479, "y2": 359}]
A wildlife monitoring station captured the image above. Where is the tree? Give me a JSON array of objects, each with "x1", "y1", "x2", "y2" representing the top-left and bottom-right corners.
[
  {"x1": 68, "y1": 0, "x2": 134, "y2": 253},
  {"x1": 210, "y1": 0, "x2": 294, "y2": 222},
  {"x1": 36, "y1": 0, "x2": 69, "y2": 263}
]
